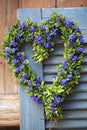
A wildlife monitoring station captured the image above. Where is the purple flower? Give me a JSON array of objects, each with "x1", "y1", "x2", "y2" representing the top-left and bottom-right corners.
[
  {"x1": 60, "y1": 68, "x2": 65, "y2": 73},
  {"x1": 50, "y1": 102, "x2": 55, "y2": 114},
  {"x1": 51, "y1": 28, "x2": 57, "y2": 36},
  {"x1": 16, "y1": 33, "x2": 21, "y2": 40},
  {"x1": 66, "y1": 74, "x2": 72, "y2": 78},
  {"x1": 69, "y1": 34, "x2": 76, "y2": 42},
  {"x1": 35, "y1": 35, "x2": 42, "y2": 44},
  {"x1": 70, "y1": 53, "x2": 77, "y2": 61},
  {"x1": 74, "y1": 27, "x2": 79, "y2": 32},
  {"x1": 36, "y1": 83, "x2": 39, "y2": 89},
  {"x1": 10, "y1": 40, "x2": 17, "y2": 47},
  {"x1": 41, "y1": 25, "x2": 47, "y2": 30},
  {"x1": 6, "y1": 29, "x2": 11, "y2": 33},
  {"x1": 14, "y1": 67, "x2": 20, "y2": 73},
  {"x1": 30, "y1": 26, "x2": 35, "y2": 32},
  {"x1": 17, "y1": 52, "x2": 21, "y2": 58},
  {"x1": 47, "y1": 35, "x2": 51, "y2": 41},
  {"x1": 64, "y1": 20, "x2": 73, "y2": 28},
  {"x1": 12, "y1": 59, "x2": 18, "y2": 65},
  {"x1": 50, "y1": 102, "x2": 55, "y2": 107},
  {"x1": 63, "y1": 61, "x2": 68, "y2": 69},
  {"x1": 60, "y1": 79, "x2": 67, "y2": 86},
  {"x1": 56, "y1": 17, "x2": 60, "y2": 22},
  {"x1": 44, "y1": 42, "x2": 51, "y2": 49},
  {"x1": 12, "y1": 48, "x2": 16, "y2": 54},
  {"x1": 45, "y1": 32, "x2": 49, "y2": 37},
  {"x1": 69, "y1": 42, "x2": 72, "y2": 47},
  {"x1": 22, "y1": 73, "x2": 27, "y2": 78},
  {"x1": 53, "y1": 75, "x2": 57, "y2": 79},
  {"x1": 5, "y1": 53, "x2": 10, "y2": 59},
  {"x1": 28, "y1": 80, "x2": 33, "y2": 86},
  {"x1": 77, "y1": 47, "x2": 83, "y2": 53},
  {"x1": 79, "y1": 35, "x2": 84, "y2": 43},
  {"x1": 30, "y1": 96, "x2": 42, "y2": 104},
  {"x1": 3, "y1": 47, "x2": 10, "y2": 53},
  {"x1": 18, "y1": 23, "x2": 26, "y2": 30},
  {"x1": 30, "y1": 35, "x2": 34, "y2": 40},
  {"x1": 54, "y1": 96, "x2": 61, "y2": 105},
  {"x1": 20, "y1": 77, "x2": 24, "y2": 83},
  {"x1": 50, "y1": 108, "x2": 55, "y2": 114},
  {"x1": 72, "y1": 70, "x2": 76, "y2": 74}
]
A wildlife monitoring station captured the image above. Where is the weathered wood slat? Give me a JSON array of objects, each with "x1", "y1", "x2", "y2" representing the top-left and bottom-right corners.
[
  {"x1": 0, "y1": 95, "x2": 19, "y2": 126},
  {"x1": 17, "y1": 8, "x2": 45, "y2": 130}
]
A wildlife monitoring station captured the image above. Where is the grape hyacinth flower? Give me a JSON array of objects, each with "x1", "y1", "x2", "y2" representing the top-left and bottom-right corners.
[
  {"x1": 79, "y1": 35, "x2": 84, "y2": 44},
  {"x1": 16, "y1": 33, "x2": 21, "y2": 40},
  {"x1": 47, "y1": 35, "x2": 51, "y2": 41},
  {"x1": 64, "y1": 20, "x2": 73, "y2": 28},
  {"x1": 56, "y1": 17, "x2": 60, "y2": 22},
  {"x1": 20, "y1": 73, "x2": 27, "y2": 83},
  {"x1": 30, "y1": 96, "x2": 42, "y2": 104},
  {"x1": 60, "y1": 68, "x2": 65, "y2": 73},
  {"x1": 35, "y1": 76, "x2": 40, "y2": 89},
  {"x1": 77, "y1": 47, "x2": 83, "y2": 53},
  {"x1": 30, "y1": 26, "x2": 35, "y2": 32},
  {"x1": 10, "y1": 40, "x2": 17, "y2": 47},
  {"x1": 35, "y1": 35, "x2": 42, "y2": 44},
  {"x1": 60, "y1": 79, "x2": 67, "y2": 86},
  {"x1": 68, "y1": 34, "x2": 76, "y2": 42},
  {"x1": 44, "y1": 42, "x2": 51, "y2": 49},
  {"x1": 18, "y1": 22, "x2": 26, "y2": 30},
  {"x1": 41, "y1": 25, "x2": 47, "y2": 30},
  {"x1": 72, "y1": 70, "x2": 76, "y2": 74},
  {"x1": 12, "y1": 48, "x2": 17, "y2": 54}
]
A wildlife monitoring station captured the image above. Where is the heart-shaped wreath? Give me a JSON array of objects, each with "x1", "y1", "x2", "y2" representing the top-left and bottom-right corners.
[{"x1": 2, "y1": 12, "x2": 84, "y2": 121}]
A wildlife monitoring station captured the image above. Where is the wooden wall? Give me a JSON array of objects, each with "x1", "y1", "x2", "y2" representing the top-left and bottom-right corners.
[{"x1": 0, "y1": 0, "x2": 87, "y2": 95}]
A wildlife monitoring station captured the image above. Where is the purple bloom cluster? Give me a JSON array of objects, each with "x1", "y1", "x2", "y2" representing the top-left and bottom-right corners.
[
  {"x1": 28, "y1": 80, "x2": 33, "y2": 86},
  {"x1": 70, "y1": 53, "x2": 77, "y2": 61},
  {"x1": 64, "y1": 20, "x2": 73, "y2": 28},
  {"x1": 14, "y1": 67, "x2": 20, "y2": 73},
  {"x1": 56, "y1": 17, "x2": 60, "y2": 22},
  {"x1": 60, "y1": 79, "x2": 67, "y2": 86},
  {"x1": 30, "y1": 26, "x2": 35, "y2": 32},
  {"x1": 12, "y1": 59, "x2": 19, "y2": 65},
  {"x1": 16, "y1": 33, "x2": 21, "y2": 40},
  {"x1": 63, "y1": 61, "x2": 68, "y2": 69},
  {"x1": 30, "y1": 96, "x2": 42, "y2": 104},
  {"x1": 10, "y1": 40, "x2": 17, "y2": 47},
  {"x1": 72, "y1": 69, "x2": 76, "y2": 74},
  {"x1": 68, "y1": 34, "x2": 76, "y2": 42},
  {"x1": 3, "y1": 47, "x2": 10, "y2": 53},
  {"x1": 74, "y1": 27, "x2": 79, "y2": 32},
  {"x1": 77, "y1": 47, "x2": 83, "y2": 53},
  {"x1": 41, "y1": 25, "x2": 47, "y2": 30},
  {"x1": 35, "y1": 35, "x2": 42, "y2": 44},
  {"x1": 16, "y1": 52, "x2": 24, "y2": 61},
  {"x1": 51, "y1": 28, "x2": 57, "y2": 36},
  {"x1": 35, "y1": 76, "x2": 40, "y2": 89},
  {"x1": 18, "y1": 23, "x2": 26, "y2": 30},
  {"x1": 20, "y1": 73, "x2": 27, "y2": 83},
  {"x1": 50, "y1": 95, "x2": 61, "y2": 114},
  {"x1": 44, "y1": 42, "x2": 51, "y2": 49},
  {"x1": 5, "y1": 53, "x2": 10, "y2": 59},
  {"x1": 66, "y1": 74, "x2": 72, "y2": 78},
  {"x1": 79, "y1": 35, "x2": 84, "y2": 43},
  {"x1": 12, "y1": 48, "x2": 16, "y2": 54},
  {"x1": 30, "y1": 35, "x2": 34, "y2": 40}
]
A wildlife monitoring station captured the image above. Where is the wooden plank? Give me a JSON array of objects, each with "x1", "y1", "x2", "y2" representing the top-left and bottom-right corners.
[
  {"x1": 0, "y1": 95, "x2": 19, "y2": 126},
  {"x1": 0, "y1": 0, "x2": 7, "y2": 94},
  {"x1": 17, "y1": 9, "x2": 45, "y2": 130},
  {"x1": 4, "y1": 0, "x2": 19, "y2": 94},
  {"x1": 19, "y1": 0, "x2": 56, "y2": 8},
  {"x1": 57, "y1": 0, "x2": 87, "y2": 7},
  {"x1": 46, "y1": 120, "x2": 87, "y2": 129}
]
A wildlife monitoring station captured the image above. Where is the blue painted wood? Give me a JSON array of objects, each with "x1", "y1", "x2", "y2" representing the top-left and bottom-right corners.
[
  {"x1": 17, "y1": 9, "x2": 45, "y2": 130},
  {"x1": 17, "y1": 8, "x2": 87, "y2": 130}
]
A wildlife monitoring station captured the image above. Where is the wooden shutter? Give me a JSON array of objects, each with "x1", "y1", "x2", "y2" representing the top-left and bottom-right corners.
[{"x1": 17, "y1": 8, "x2": 87, "y2": 130}]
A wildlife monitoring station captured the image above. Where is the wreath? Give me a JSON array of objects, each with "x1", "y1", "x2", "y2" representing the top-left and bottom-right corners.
[{"x1": 1, "y1": 12, "x2": 84, "y2": 121}]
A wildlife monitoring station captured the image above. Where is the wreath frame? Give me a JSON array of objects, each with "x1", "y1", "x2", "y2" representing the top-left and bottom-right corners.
[{"x1": 2, "y1": 12, "x2": 84, "y2": 121}]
